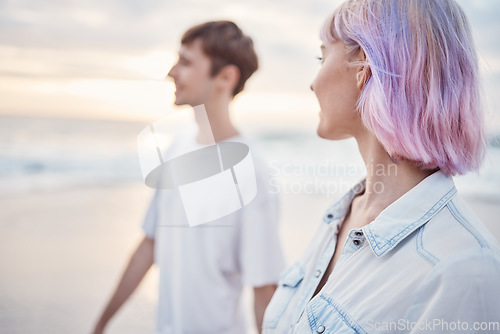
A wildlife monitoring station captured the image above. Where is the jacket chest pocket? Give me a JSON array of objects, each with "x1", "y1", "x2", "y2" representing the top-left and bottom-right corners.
[
  {"x1": 263, "y1": 263, "x2": 305, "y2": 329},
  {"x1": 295, "y1": 294, "x2": 365, "y2": 334}
]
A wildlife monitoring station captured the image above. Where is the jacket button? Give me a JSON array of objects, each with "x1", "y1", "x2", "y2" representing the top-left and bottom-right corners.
[
  {"x1": 317, "y1": 325, "x2": 326, "y2": 333},
  {"x1": 353, "y1": 239, "x2": 361, "y2": 246},
  {"x1": 314, "y1": 270, "x2": 321, "y2": 278},
  {"x1": 355, "y1": 231, "x2": 363, "y2": 236},
  {"x1": 327, "y1": 214, "x2": 333, "y2": 219}
]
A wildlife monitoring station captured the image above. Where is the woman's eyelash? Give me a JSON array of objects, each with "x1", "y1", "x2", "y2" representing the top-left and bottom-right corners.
[{"x1": 316, "y1": 56, "x2": 323, "y2": 63}]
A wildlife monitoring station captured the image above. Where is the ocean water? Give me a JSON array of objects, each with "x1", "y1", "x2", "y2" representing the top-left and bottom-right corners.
[
  {"x1": 0, "y1": 115, "x2": 146, "y2": 194},
  {"x1": 1, "y1": 114, "x2": 499, "y2": 200},
  {"x1": 0, "y1": 114, "x2": 499, "y2": 334}
]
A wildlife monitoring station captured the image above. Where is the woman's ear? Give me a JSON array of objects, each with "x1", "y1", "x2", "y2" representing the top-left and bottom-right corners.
[
  {"x1": 355, "y1": 48, "x2": 371, "y2": 90},
  {"x1": 356, "y1": 65, "x2": 371, "y2": 90}
]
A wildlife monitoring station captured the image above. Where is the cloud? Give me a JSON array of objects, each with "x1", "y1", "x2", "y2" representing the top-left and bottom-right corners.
[
  {"x1": 0, "y1": 0, "x2": 336, "y2": 92},
  {"x1": 0, "y1": 0, "x2": 499, "y2": 130}
]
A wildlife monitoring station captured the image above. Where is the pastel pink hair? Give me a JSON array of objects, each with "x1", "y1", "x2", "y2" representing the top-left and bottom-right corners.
[{"x1": 321, "y1": 0, "x2": 486, "y2": 175}]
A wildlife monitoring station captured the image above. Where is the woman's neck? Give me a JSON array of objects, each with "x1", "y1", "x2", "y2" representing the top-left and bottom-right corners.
[{"x1": 353, "y1": 131, "x2": 434, "y2": 221}]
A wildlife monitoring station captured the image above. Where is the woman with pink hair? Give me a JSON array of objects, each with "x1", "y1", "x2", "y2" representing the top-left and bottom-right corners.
[{"x1": 263, "y1": 0, "x2": 500, "y2": 333}]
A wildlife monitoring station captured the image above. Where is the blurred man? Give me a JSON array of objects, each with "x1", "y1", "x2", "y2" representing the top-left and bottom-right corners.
[{"x1": 92, "y1": 21, "x2": 285, "y2": 334}]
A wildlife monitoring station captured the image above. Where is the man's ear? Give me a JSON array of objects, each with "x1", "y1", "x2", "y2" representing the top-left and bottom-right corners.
[
  {"x1": 355, "y1": 49, "x2": 371, "y2": 90},
  {"x1": 216, "y1": 64, "x2": 240, "y2": 93}
]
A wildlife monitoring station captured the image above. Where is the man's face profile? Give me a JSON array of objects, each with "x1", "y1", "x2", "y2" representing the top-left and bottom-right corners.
[{"x1": 167, "y1": 39, "x2": 215, "y2": 107}]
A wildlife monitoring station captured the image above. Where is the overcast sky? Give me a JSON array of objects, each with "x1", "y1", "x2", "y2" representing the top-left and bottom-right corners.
[{"x1": 1, "y1": 0, "x2": 499, "y2": 132}]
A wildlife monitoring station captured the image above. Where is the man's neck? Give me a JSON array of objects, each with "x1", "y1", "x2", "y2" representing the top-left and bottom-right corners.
[{"x1": 194, "y1": 97, "x2": 239, "y2": 144}]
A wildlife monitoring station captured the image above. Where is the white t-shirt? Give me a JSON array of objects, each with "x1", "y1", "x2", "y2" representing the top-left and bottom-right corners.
[{"x1": 142, "y1": 129, "x2": 286, "y2": 334}]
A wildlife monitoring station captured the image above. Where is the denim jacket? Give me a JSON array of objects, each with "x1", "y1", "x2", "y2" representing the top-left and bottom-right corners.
[{"x1": 263, "y1": 171, "x2": 500, "y2": 333}]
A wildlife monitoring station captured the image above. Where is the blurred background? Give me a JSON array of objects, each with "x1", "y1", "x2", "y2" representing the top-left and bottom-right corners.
[{"x1": 1, "y1": 0, "x2": 499, "y2": 333}]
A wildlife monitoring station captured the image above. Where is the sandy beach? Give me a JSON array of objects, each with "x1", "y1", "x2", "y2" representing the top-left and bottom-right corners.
[
  {"x1": 0, "y1": 183, "x2": 157, "y2": 334},
  {"x1": 0, "y1": 181, "x2": 499, "y2": 334},
  {"x1": 1, "y1": 0, "x2": 500, "y2": 329}
]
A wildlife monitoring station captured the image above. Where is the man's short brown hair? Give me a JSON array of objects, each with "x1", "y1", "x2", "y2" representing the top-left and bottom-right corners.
[{"x1": 181, "y1": 21, "x2": 258, "y2": 96}]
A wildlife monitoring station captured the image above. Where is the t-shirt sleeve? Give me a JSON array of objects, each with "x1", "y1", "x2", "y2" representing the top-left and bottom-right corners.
[
  {"x1": 239, "y1": 160, "x2": 286, "y2": 287},
  {"x1": 142, "y1": 190, "x2": 159, "y2": 239}
]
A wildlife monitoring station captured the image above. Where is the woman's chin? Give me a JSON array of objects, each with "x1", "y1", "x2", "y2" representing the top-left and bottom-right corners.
[
  {"x1": 316, "y1": 126, "x2": 351, "y2": 141},
  {"x1": 316, "y1": 128, "x2": 337, "y2": 140},
  {"x1": 316, "y1": 127, "x2": 328, "y2": 139},
  {"x1": 316, "y1": 123, "x2": 333, "y2": 139}
]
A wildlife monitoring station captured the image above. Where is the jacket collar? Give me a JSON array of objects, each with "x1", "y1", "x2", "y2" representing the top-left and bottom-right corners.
[
  {"x1": 323, "y1": 180, "x2": 365, "y2": 228},
  {"x1": 323, "y1": 171, "x2": 457, "y2": 258},
  {"x1": 364, "y1": 171, "x2": 456, "y2": 257}
]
